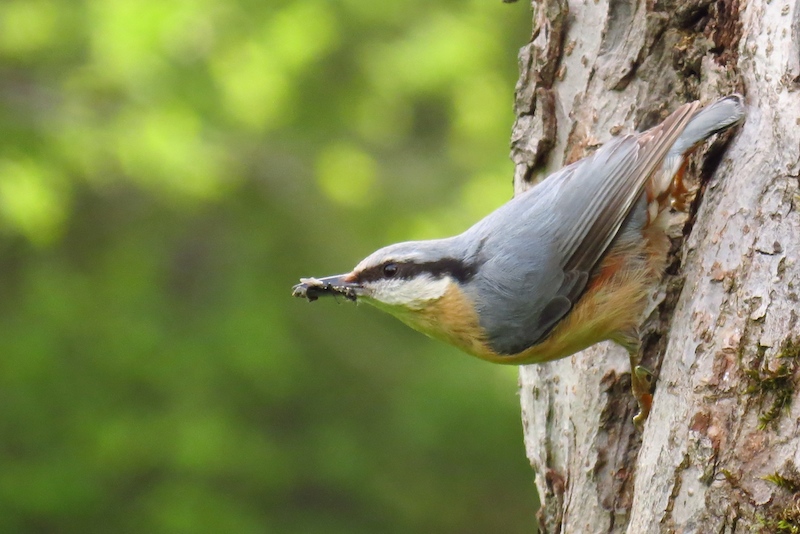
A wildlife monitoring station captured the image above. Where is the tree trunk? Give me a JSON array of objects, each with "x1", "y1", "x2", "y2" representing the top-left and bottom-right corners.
[{"x1": 513, "y1": 1, "x2": 800, "y2": 532}]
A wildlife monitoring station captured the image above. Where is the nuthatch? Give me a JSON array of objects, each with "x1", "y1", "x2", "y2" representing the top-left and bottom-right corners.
[{"x1": 293, "y1": 95, "x2": 745, "y2": 427}]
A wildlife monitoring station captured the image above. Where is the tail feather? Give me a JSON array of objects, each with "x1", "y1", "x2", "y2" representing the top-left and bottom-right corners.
[
  {"x1": 646, "y1": 94, "x2": 745, "y2": 217},
  {"x1": 669, "y1": 94, "x2": 745, "y2": 157}
]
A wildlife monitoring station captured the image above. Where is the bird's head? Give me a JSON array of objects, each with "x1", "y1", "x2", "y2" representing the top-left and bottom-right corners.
[
  {"x1": 294, "y1": 239, "x2": 474, "y2": 306},
  {"x1": 292, "y1": 238, "x2": 480, "y2": 336}
]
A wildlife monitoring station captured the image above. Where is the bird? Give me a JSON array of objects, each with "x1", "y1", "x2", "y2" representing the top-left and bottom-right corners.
[{"x1": 293, "y1": 95, "x2": 745, "y2": 427}]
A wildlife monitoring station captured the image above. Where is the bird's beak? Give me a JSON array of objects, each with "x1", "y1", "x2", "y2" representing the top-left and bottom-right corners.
[{"x1": 292, "y1": 274, "x2": 362, "y2": 302}]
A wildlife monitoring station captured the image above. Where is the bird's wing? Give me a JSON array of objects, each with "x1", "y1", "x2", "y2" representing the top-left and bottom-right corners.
[
  {"x1": 542, "y1": 101, "x2": 701, "y2": 333},
  {"x1": 556, "y1": 102, "x2": 700, "y2": 275},
  {"x1": 479, "y1": 102, "x2": 701, "y2": 355}
]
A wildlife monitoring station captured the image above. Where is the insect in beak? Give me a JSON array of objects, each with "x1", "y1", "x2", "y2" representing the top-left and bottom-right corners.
[{"x1": 292, "y1": 274, "x2": 361, "y2": 302}]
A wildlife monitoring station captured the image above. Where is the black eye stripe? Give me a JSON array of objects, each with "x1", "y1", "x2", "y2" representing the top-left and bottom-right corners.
[{"x1": 355, "y1": 258, "x2": 475, "y2": 284}]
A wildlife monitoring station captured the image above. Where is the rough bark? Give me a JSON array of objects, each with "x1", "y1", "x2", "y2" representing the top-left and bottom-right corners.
[{"x1": 513, "y1": 1, "x2": 800, "y2": 532}]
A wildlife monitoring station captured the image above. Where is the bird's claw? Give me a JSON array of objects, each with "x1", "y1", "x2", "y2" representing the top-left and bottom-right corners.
[{"x1": 631, "y1": 365, "x2": 655, "y2": 431}]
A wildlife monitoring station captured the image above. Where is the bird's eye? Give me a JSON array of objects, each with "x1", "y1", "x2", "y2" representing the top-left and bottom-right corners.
[{"x1": 383, "y1": 263, "x2": 398, "y2": 278}]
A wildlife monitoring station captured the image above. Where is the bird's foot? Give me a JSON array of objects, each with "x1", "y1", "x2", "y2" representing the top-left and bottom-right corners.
[{"x1": 631, "y1": 365, "x2": 655, "y2": 431}]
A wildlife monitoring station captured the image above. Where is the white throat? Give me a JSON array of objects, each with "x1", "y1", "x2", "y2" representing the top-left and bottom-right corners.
[{"x1": 369, "y1": 275, "x2": 450, "y2": 310}]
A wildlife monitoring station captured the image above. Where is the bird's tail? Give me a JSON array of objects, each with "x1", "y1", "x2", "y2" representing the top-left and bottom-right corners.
[
  {"x1": 669, "y1": 94, "x2": 746, "y2": 158},
  {"x1": 647, "y1": 95, "x2": 745, "y2": 215}
]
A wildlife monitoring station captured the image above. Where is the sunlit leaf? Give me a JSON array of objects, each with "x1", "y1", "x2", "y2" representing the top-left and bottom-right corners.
[
  {"x1": 0, "y1": 0, "x2": 58, "y2": 56},
  {"x1": 316, "y1": 143, "x2": 378, "y2": 208},
  {"x1": 114, "y1": 104, "x2": 228, "y2": 200},
  {"x1": 0, "y1": 158, "x2": 67, "y2": 245}
]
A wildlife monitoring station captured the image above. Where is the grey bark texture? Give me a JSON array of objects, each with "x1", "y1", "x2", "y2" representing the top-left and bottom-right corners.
[{"x1": 513, "y1": 1, "x2": 800, "y2": 532}]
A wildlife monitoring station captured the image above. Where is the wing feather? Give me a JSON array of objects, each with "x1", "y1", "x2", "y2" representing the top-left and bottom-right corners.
[{"x1": 559, "y1": 101, "x2": 700, "y2": 274}]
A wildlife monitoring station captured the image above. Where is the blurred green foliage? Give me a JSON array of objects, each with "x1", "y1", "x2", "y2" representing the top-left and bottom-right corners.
[{"x1": 0, "y1": 0, "x2": 536, "y2": 532}]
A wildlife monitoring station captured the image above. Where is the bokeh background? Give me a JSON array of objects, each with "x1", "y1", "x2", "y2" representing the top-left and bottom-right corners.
[{"x1": 0, "y1": 0, "x2": 537, "y2": 532}]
